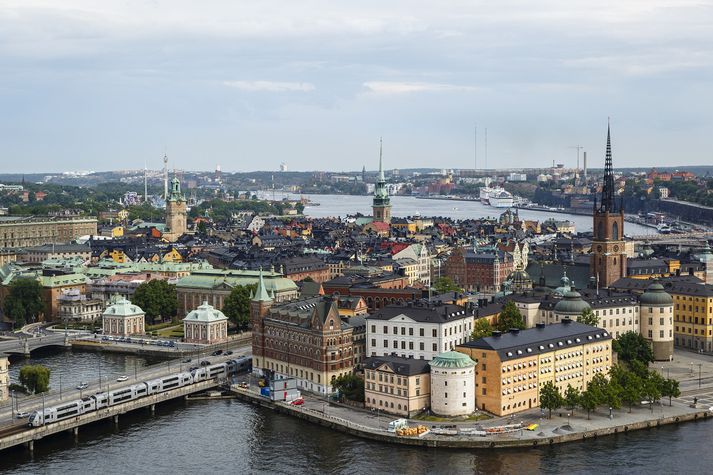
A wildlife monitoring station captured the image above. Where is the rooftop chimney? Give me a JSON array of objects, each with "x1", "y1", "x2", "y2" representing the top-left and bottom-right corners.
[
  {"x1": 509, "y1": 328, "x2": 520, "y2": 335},
  {"x1": 492, "y1": 330, "x2": 502, "y2": 338}
]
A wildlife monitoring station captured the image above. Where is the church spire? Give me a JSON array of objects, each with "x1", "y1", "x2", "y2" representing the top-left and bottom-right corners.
[
  {"x1": 378, "y1": 136, "x2": 385, "y2": 182},
  {"x1": 599, "y1": 119, "x2": 616, "y2": 213},
  {"x1": 253, "y1": 267, "x2": 272, "y2": 302}
]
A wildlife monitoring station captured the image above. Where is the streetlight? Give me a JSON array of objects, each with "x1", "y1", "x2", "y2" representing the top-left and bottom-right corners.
[
  {"x1": 698, "y1": 363, "x2": 703, "y2": 389},
  {"x1": 609, "y1": 406, "x2": 613, "y2": 420},
  {"x1": 59, "y1": 371, "x2": 62, "y2": 400},
  {"x1": 10, "y1": 390, "x2": 15, "y2": 422},
  {"x1": 567, "y1": 412, "x2": 571, "y2": 426}
]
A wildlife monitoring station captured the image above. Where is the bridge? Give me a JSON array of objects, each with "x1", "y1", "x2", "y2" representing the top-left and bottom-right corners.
[
  {"x1": 628, "y1": 231, "x2": 713, "y2": 244},
  {"x1": 0, "y1": 333, "x2": 77, "y2": 356},
  {"x1": 0, "y1": 351, "x2": 248, "y2": 453}
]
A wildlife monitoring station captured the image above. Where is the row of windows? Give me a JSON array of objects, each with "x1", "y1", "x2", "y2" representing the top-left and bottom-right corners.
[{"x1": 675, "y1": 304, "x2": 713, "y2": 313}]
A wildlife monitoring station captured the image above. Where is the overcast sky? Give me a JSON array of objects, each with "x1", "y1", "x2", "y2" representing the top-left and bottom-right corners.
[{"x1": 2, "y1": 1, "x2": 713, "y2": 173}]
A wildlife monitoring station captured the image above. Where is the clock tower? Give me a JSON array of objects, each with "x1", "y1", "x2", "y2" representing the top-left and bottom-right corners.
[
  {"x1": 372, "y1": 138, "x2": 392, "y2": 224},
  {"x1": 590, "y1": 123, "x2": 626, "y2": 288}
]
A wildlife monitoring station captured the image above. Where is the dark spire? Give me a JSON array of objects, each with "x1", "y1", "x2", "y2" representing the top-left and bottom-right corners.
[{"x1": 599, "y1": 120, "x2": 615, "y2": 213}]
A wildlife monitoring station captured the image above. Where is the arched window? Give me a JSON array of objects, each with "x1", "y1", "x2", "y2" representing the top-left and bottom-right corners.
[{"x1": 612, "y1": 221, "x2": 619, "y2": 240}]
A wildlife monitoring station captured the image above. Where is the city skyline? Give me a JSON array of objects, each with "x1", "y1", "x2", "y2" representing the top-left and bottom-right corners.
[{"x1": 3, "y1": 1, "x2": 713, "y2": 172}]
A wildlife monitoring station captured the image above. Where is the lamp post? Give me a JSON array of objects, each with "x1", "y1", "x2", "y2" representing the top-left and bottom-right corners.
[
  {"x1": 59, "y1": 371, "x2": 62, "y2": 400},
  {"x1": 698, "y1": 363, "x2": 703, "y2": 389},
  {"x1": 10, "y1": 390, "x2": 15, "y2": 422},
  {"x1": 609, "y1": 406, "x2": 613, "y2": 420}
]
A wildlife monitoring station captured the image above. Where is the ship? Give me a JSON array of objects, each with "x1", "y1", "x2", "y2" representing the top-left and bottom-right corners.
[
  {"x1": 488, "y1": 189, "x2": 514, "y2": 208},
  {"x1": 479, "y1": 186, "x2": 493, "y2": 204}
]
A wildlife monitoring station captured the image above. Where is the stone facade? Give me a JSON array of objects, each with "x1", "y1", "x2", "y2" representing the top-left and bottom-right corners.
[
  {"x1": 364, "y1": 355, "x2": 431, "y2": 417},
  {"x1": 0, "y1": 216, "x2": 97, "y2": 249},
  {"x1": 0, "y1": 356, "x2": 8, "y2": 402},
  {"x1": 183, "y1": 301, "x2": 228, "y2": 345},
  {"x1": 102, "y1": 297, "x2": 145, "y2": 337},
  {"x1": 164, "y1": 177, "x2": 187, "y2": 242},
  {"x1": 430, "y1": 351, "x2": 476, "y2": 417}
]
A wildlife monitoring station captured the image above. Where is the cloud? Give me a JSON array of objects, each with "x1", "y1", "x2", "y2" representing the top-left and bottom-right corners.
[
  {"x1": 362, "y1": 81, "x2": 482, "y2": 95},
  {"x1": 223, "y1": 80, "x2": 315, "y2": 92}
]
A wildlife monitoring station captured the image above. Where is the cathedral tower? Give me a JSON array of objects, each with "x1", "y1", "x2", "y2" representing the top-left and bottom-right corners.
[
  {"x1": 165, "y1": 176, "x2": 187, "y2": 241},
  {"x1": 250, "y1": 269, "x2": 273, "y2": 375},
  {"x1": 590, "y1": 123, "x2": 627, "y2": 287},
  {"x1": 372, "y1": 138, "x2": 392, "y2": 223}
]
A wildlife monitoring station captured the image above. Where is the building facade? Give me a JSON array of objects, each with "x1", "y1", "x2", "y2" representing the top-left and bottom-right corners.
[
  {"x1": 457, "y1": 320, "x2": 612, "y2": 416},
  {"x1": 363, "y1": 355, "x2": 430, "y2": 417},
  {"x1": 0, "y1": 216, "x2": 98, "y2": 249},
  {"x1": 251, "y1": 273, "x2": 363, "y2": 395},
  {"x1": 183, "y1": 301, "x2": 228, "y2": 345},
  {"x1": 445, "y1": 247, "x2": 513, "y2": 293},
  {"x1": 164, "y1": 177, "x2": 187, "y2": 242},
  {"x1": 0, "y1": 356, "x2": 8, "y2": 402},
  {"x1": 102, "y1": 297, "x2": 145, "y2": 337},
  {"x1": 366, "y1": 302, "x2": 475, "y2": 360},
  {"x1": 58, "y1": 289, "x2": 103, "y2": 322}
]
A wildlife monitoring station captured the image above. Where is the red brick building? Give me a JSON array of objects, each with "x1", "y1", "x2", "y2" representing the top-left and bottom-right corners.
[{"x1": 444, "y1": 247, "x2": 513, "y2": 293}]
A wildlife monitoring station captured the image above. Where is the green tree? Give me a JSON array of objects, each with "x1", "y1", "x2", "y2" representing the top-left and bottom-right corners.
[
  {"x1": 564, "y1": 384, "x2": 581, "y2": 415},
  {"x1": 660, "y1": 378, "x2": 681, "y2": 406},
  {"x1": 197, "y1": 221, "x2": 208, "y2": 235},
  {"x1": 577, "y1": 308, "x2": 600, "y2": 327},
  {"x1": 331, "y1": 373, "x2": 365, "y2": 402},
  {"x1": 222, "y1": 284, "x2": 258, "y2": 331},
  {"x1": 496, "y1": 301, "x2": 526, "y2": 332},
  {"x1": 2, "y1": 278, "x2": 45, "y2": 328},
  {"x1": 432, "y1": 276, "x2": 462, "y2": 294},
  {"x1": 611, "y1": 365, "x2": 643, "y2": 413},
  {"x1": 613, "y1": 331, "x2": 654, "y2": 366},
  {"x1": 539, "y1": 381, "x2": 564, "y2": 419},
  {"x1": 643, "y1": 371, "x2": 664, "y2": 408},
  {"x1": 132, "y1": 280, "x2": 178, "y2": 325},
  {"x1": 19, "y1": 365, "x2": 51, "y2": 394},
  {"x1": 579, "y1": 387, "x2": 600, "y2": 420},
  {"x1": 471, "y1": 318, "x2": 494, "y2": 340}
]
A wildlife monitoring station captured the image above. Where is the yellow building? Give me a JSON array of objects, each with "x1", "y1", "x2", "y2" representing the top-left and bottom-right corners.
[
  {"x1": 456, "y1": 320, "x2": 612, "y2": 416},
  {"x1": 671, "y1": 283, "x2": 713, "y2": 352},
  {"x1": 364, "y1": 355, "x2": 431, "y2": 417}
]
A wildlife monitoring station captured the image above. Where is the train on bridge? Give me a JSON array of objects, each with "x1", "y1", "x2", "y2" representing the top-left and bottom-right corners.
[{"x1": 27, "y1": 356, "x2": 251, "y2": 427}]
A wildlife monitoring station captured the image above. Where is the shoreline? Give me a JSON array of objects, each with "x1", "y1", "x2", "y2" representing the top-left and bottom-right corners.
[{"x1": 231, "y1": 387, "x2": 711, "y2": 449}]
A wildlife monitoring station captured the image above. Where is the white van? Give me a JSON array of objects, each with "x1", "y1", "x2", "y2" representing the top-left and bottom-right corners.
[{"x1": 387, "y1": 419, "x2": 408, "y2": 433}]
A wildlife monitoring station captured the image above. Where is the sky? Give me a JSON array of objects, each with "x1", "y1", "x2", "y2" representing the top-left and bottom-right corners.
[{"x1": 2, "y1": 0, "x2": 713, "y2": 173}]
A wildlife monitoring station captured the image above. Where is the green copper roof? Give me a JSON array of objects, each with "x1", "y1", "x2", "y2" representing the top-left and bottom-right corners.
[
  {"x1": 183, "y1": 301, "x2": 227, "y2": 322},
  {"x1": 640, "y1": 281, "x2": 673, "y2": 305},
  {"x1": 430, "y1": 351, "x2": 476, "y2": 369},
  {"x1": 252, "y1": 268, "x2": 272, "y2": 302},
  {"x1": 103, "y1": 297, "x2": 145, "y2": 317},
  {"x1": 554, "y1": 290, "x2": 591, "y2": 315}
]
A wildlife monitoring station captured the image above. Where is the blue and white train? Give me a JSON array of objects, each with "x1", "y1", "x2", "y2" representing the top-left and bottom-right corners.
[{"x1": 28, "y1": 356, "x2": 251, "y2": 427}]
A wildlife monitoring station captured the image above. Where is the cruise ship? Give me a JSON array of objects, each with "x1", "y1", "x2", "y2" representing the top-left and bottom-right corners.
[
  {"x1": 488, "y1": 189, "x2": 514, "y2": 208},
  {"x1": 479, "y1": 186, "x2": 493, "y2": 204}
]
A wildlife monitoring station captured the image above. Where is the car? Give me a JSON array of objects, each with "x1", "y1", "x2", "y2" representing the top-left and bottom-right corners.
[
  {"x1": 182, "y1": 358, "x2": 192, "y2": 363},
  {"x1": 225, "y1": 350, "x2": 233, "y2": 355},
  {"x1": 211, "y1": 350, "x2": 223, "y2": 356},
  {"x1": 16, "y1": 412, "x2": 30, "y2": 419},
  {"x1": 290, "y1": 398, "x2": 305, "y2": 406},
  {"x1": 116, "y1": 376, "x2": 129, "y2": 382},
  {"x1": 76, "y1": 382, "x2": 89, "y2": 390},
  {"x1": 200, "y1": 360, "x2": 211, "y2": 366}
]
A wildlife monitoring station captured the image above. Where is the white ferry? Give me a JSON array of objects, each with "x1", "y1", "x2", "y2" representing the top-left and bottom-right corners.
[
  {"x1": 479, "y1": 186, "x2": 493, "y2": 204},
  {"x1": 489, "y1": 189, "x2": 514, "y2": 208}
]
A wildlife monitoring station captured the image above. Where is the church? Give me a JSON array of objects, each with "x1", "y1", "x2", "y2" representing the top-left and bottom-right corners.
[
  {"x1": 362, "y1": 138, "x2": 393, "y2": 235},
  {"x1": 163, "y1": 176, "x2": 187, "y2": 242}
]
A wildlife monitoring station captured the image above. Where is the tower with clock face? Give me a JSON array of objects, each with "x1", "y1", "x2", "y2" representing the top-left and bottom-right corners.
[{"x1": 590, "y1": 123, "x2": 627, "y2": 288}]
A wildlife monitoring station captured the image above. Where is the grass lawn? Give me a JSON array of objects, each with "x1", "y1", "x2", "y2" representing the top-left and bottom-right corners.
[{"x1": 156, "y1": 324, "x2": 183, "y2": 338}]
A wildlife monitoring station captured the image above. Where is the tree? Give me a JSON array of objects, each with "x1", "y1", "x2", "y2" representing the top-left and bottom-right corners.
[
  {"x1": 331, "y1": 373, "x2": 364, "y2": 402},
  {"x1": 577, "y1": 308, "x2": 600, "y2": 327},
  {"x1": 564, "y1": 384, "x2": 581, "y2": 415},
  {"x1": 2, "y1": 278, "x2": 45, "y2": 328},
  {"x1": 539, "y1": 381, "x2": 564, "y2": 419},
  {"x1": 643, "y1": 371, "x2": 664, "y2": 408},
  {"x1": 590, "y1": 373, "x2": 621, "y2": 411},
  {"x1": 432, "y1": 276, "x2": 462, "y2": 294},
  {"x1": 613, "y1": 331, "x2": 654, "y2": 366},
  {"x1": 222, "y1": 284, "x2": 257, "y2": 331},
  {"x1": 197, "y1": 221, "x2": 208, "y2": 235},
  {"x1": 471, "y1": 318, "x2": 494, "y2": 340},
  {"x1": 19, "y1": 365, "x2": 51, "y2": 394},
  {"x1": 496, "y1": 301, "x2": 526, "y2": 332},
  {"x1": 611, "y1": 365, "x2": 643, "y2": 413},
  {"x1": 660, "y1": 378, "x2": 681, "y2": 406},
  {"x1": 132, "y1": 280, "x2": 178, "y2": 325},
  {"x1": 579, "y1": 387, "x2": 600, "y2": 420}
]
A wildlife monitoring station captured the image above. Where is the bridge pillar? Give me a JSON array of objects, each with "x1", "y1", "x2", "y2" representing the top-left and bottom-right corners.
[
  {"x1": 113, "y1": 415, "x2": 119, "y2": 426},
  {"x1": 23, "y1": 340, "x2": 30, "y2": 357},
  {"x1": 26, "y1": 440, "x2": 34, "y2": 453},
  {"x1": 150, "y1": 404, "x2": 155, "y2": 415}
]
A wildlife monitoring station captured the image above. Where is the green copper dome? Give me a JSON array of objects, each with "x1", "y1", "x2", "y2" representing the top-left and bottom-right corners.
[
  {"x1": 639, "y1": 281, "x2": 673, "y2": 306},
  {"x1": 554, "y1": 290, "x2": 591, "y2": 315},
  {"x1": 430, "y1": 351, "x2": 476, "y2": 369}
]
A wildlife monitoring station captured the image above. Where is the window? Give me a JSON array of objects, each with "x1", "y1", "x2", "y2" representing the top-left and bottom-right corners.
[
  {"x1": 482, "y1": 388, "x2": 486, "y2": 395},
  {"x1": 401, "y1": 327, "x2": 405, "y2": 335},
  {"x1": 445, "y1": 392, "x2": 448, "y2": 398},
  {"x1": 393, "y1": 340, "x2": 398, "y2": 348},
  {"x1": 371, "y1": 325, "x2": 376, "y2": 333},
  {"x1": 383, "y1": 339, "x2": 388, "y2": 348},
  {"x1": 383, "y1": 326, "x2": 388, "y2": 334},
  {"x1": 409, "y1": 342, "x2": 414, "y2": 350},
  {"x1": 409, "y1": 328, "x2": 413, "y2": 336},
  {"x1": 660, "y1": 330, "x2": 664, "y2": 338},
  {"x1": 420, "y1": 328, "x2": 424, "y2": 337},
  {"x1": 416, "y1": 377, "x2": 420, "y2": 385},
  {"x1": 371, "y1": 339, "x2": 376, "y2": 347},
  {"x1": 648, "y1": 330, "x2": 653, "y2": 338},
  {"x1": 432, "y1": 343, "x2": 437, "y2": 352},
  {"x1": 432, "y1": 329, "x2": 437, "y2": 337},
  {"x1": 420, "y1": 342, "x2": 424, "y2": 351},
  {"x1": 445, "y1": 381, "x2": 448, "y2": 386}
]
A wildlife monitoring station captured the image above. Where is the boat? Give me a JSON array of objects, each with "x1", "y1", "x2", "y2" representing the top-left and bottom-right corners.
[
  {"x1": 479, "y1": 186, "x2": 493, "y2": 204},
  {"x1": 488, "y1": 189, "x2": 514, "y2": 208},
  {"x1": 657, "y1": 223, "x2": 672, "y2": 234}
]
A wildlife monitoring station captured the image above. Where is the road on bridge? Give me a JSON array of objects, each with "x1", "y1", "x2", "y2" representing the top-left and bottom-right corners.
[
  {"x1": 0, "y1": 344, "x2": 251, "y2": 427},
  {"x1": 0, "y1": 333, "x2": 79, "y2": 356}
]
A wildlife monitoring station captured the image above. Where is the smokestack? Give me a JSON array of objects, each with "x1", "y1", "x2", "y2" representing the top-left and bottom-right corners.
[{"x1": 583, "y1": 151, "x2": 587, "y2": 180}]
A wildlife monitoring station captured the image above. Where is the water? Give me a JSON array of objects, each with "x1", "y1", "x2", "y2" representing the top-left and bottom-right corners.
[{"x1": 267, "y1": 192, "x2": 657, "y2": 236}]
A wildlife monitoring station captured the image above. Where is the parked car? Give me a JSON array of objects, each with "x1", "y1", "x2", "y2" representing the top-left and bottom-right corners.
[
  {"x1": 225, "y1": 350, "x2": 233, "y2": 355},
  {"x1": 116, "y1": 375, "x2": 129, "y2": 382},
  {"x1": 200, "y1": 360, "x2": 211, "y2": 366},
  {"x1": 290, "y1": 398, "x2": 305, "y2": 406},
  {"x1": 16, "y1": 412, "x2": 30, "y2": 419},
  {"x1": 76, "y1": 382, "x2": 89, "y2": 390},
  {"x1": 211, "y1": 350, "x2": 223, "y2": 356}
]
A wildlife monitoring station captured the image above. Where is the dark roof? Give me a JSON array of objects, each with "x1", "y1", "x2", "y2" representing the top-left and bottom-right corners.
[
  {"x1": 460, "y1": 321, "x2": 611, "y2": 361},
  {"x1": 363, "y1": 355, "x2": 430, "y2": 376},
  {"x1": 366, "y1": 302, "x2": 473, "y2": 323}
]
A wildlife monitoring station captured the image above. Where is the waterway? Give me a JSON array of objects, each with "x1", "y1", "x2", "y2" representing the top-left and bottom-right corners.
[
  {"x1": 0, "y1": 349, "x2": 709, "y2": 474},
  {"x1": 261, "y1": 192, "x2": 656, "y2": 236}
]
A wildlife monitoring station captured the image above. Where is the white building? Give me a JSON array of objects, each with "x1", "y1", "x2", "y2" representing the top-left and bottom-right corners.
[
  {"x1": 58, "y1": 289, "x2": 103, "y2": 322},
  {"x1": 393, "y1": 243, "x2": 431, "y2": 287},
  {"x1": 366, "y1": 302, "x2": 475, "y2": 360},
  {"x1": 429, "y1": 351, "x2": 476, "y2": 416},
  {"x1": 183, "y1": 301, "x2": 228, "y2": 345},
  {"x1": 102, "y1": 297, "x2": 146, "y2": 337}
]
